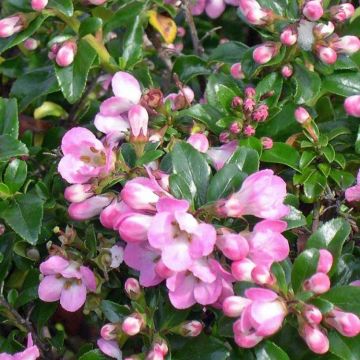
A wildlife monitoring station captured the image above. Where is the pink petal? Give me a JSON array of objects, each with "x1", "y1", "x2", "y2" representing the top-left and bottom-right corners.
[
  {"x1": 38, "y1": 275, "x2": 65, "y2": 302},
  {"x1": 97, "y1": 339, "x2": 122, "y2": 359},
  {"x1": 155, "y1": 197, "x2": 189, "y2": 213},
  {"x1": 94, "y1": 113, "x2": 129, "y2": 136},
  {"x1": 13, "y1": 346, "x2": 40, "y2": 360},
  {"x1": 60, "y1": 282, "x2": 87, "y2": 312},
  {"x1": 100, "y1": 96, "x2": 133, "y2": 116},
  {"x1": 190, "y1": 223, "x2": 216, "y2": 258},
  {"x1": 80, "y1": 266, "x2": 96, "y2": 291},
  {"x1": 161, "y1": 239, "x2": 193, "y2": 272},
  {"x1": 111, "y1": 71, "x2": 141, "y2": 104},
  {"x1": 167, "y1": 273, "x2": 196, "y2": 309},
  {"x1": 39, "y1": 256, "x2": 69, "y2": 275},
  {"x1": 245, "y1": 288, "x2": 278, "y2": 301},
  {"x1": 148, "y1": 212, "x2": 174, "y2": 249},
  {"x1": 194, "y1": 278, "x2": 222, "y2": 305}
]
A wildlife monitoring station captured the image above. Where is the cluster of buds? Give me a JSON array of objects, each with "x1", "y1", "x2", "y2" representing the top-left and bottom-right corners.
[{"x1": 48, "y1": 40, "x2": 78, "y2": 67}]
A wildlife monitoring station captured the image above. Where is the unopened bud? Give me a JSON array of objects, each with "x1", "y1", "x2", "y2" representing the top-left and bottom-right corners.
[
  {"x1": 125, "y1": 278, "x2": 142, "y2": 300},
  {"x1": 179, "y1": 321, "x2": 203, "y2": 337}
]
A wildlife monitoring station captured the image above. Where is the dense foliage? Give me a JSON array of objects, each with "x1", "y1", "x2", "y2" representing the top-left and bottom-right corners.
[{"x1": 1, "y1": 0, "x2": 360, "y2": 359}]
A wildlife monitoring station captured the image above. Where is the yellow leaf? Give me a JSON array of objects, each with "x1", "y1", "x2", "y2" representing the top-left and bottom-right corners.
[{"x1": 148, "y1": 10, "x2": 177, "y2": 44}]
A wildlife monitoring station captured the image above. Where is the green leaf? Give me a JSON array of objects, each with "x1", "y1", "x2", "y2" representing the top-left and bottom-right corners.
[
  {"x1": 227, "y1": 146, "x2": 260, "y2": 174},
  {"x1": 261, "y1": 142, "x2": 299, "y2": 170},
  {"x1": 0, "y1": 14, "x2": 50, "y2": 54},
  {"x1": 79, "y1": 17, "x2": 103, "y2": 37},
  {"x1": 255, "y1": 341, "x2": 290, "y2": 360},
  {"x1": 4, "y1": 159, "x2": 27, "y2": 193},
  {"x1": 48, "y1": 0, "x2": 74, "y2": 16},
  {"x1": 0, "y1": 98, "x2": 18, "y2": 138},
  {"x1": 169, "y1": 174, "x2": 193, "y2": 203},
  {"x1": 320, "y1": 286, "x2": 360, "y2": 315},
  {"x1": 209, "y1": 41, "x2": 249, "y2": 63},
  {"x1": 11, "y1": 67, "x2": 59, "y2": 110},
  {"x1": 0, "y1": 193, "x2": 43, "y2": 244},
  {"x1": 255, "y1": 73, "x2": 283, "y2": 107},
  {"x1": 136, "y1": 150, "x2": 164, "y2": 166},
  {"x1": 173, "y1": 55, "x2": 211, "y2": 83},
  {"x1": 329, "y1": 169, "x2": 355, "y2": 189},
  {"x1": 172, "y1": 334, "x2": 230, "y2": 360},
  {"x1": 207, "y1": 164, "x2": 246, "y2": 202},
  {"x1": 271, "y1": 263, "x2": 288, "y2": 294},
  {"x1": 0, "y1": 135, "x2": 28, "y2": 161},
  {"x1": 323, "y1": 72, "x2": 360, "y2": 97},
  {"x1": 293, "y1": 63, "x2": 322, "y2": 105},
  {"x1": 303, "y1": 170, "x2": 327, "y2": 201},
  {"x1": 55, "y1": 39, "x2": 97, "y2": 103},
  {"x1": 101, "y1": 300, "x2": 131, "y2": 322},
  {"x1": 284, "y1": 205, "x2": 306, "y2": 230},
  {"x1": 299, "y1": 151, "x2": 316, "y2": 169},
  {"x1": 306, "y1": 218, "x2": 351, "y2": 270},
  {"x1": 171, "y1": 142, "x2": 211, "y2": 207},
  {"x1": 329, "y1": 331, "x2": 360, "y2": 360},
  {"x1": 122, "y1": 15, "x2": 143, "y2": 68},
  {"x1": 79, "y1": 350, "x2": 107, "y2": 360},
  {"x1": 291, "y1": 249, "x2": 319, "y2": 294}
]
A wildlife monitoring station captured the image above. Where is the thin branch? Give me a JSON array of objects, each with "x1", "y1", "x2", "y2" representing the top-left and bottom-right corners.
[{"x1": 182, "y1": 0, "x2": 204, "y2": 56}]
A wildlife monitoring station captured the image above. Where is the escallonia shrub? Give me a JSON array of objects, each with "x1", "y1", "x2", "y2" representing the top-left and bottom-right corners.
[{"x1": 1, "y1": 0, "x2": 360, "y2": 359}]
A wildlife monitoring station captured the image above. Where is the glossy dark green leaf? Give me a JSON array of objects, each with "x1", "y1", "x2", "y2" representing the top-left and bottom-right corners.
[
  {"x1": 261, "y1": 142, "x2": 299, "y2": 170},
  {"x1": 320, "y1": 286, "x2": 360, "y2": 315},
  {"x1": 207, "y1": 164, "x2": 246, "y2": 202},
  {"x1": 0, "y1": 135, "x2": 28, "y2": 161},
  {"x1": 255, "y1": 341, "x2": 290, "y2": 360},
  {"x1": 255, "y1": 72, "x2": 283, "y2": 107},
  {"x1": 303, "y1": 170, "x2": 327, "y2": 201},
  {"x1": 227, "y1": 146, "x2": 260, "y2": 174},
  {"x1": 55, "y1": 39, "x2": 97, "y2": 103},
  {"x1": 79, "y1": 350, "x2": 107, "y2": 360},
  {"x1": 0, "y1": 98, "x2": 18, "y2": 138},
  {"x1": 328, "y1": 331, "x2": 360, "y2": 360},
  {"x1": 284, "y1": 205, "x2": 306, "y2": 230},
  {"x1": 101, "y1": 300, "x2": 131, "y2": 322},
  {"x1": 323, "y1": 72, "x2": 360, "y2": 97},
  {"x1": 122, "y1": 15, "x2": 143, "y2": 68},
  {"x1": 173, "y1": 55, "x2": 211, "y2": 83},
  {"x1": 299, "y1": 151, "x2": 316, "y2": 169},
  {"x1": 171, "y1": 142, "x2": 211, "y2": 207},
  {"x1": 79, "y1": 17, "x2": 103, "y2": 37},
  {"x1": 169, "y1": 174, "x2": 193, "y2": 203},
  {"x1": 209, "y1": 41, "x2": 249, "y2": 63},
  {"x1": 329, "y1": 169, "x2": 355, "y2": 189},
  {"x1": 291, "y1": 249, "x2": 319, "y2": 294},
  {"x1": 293, "y1": 63, "x2": 321, "y2": 105},
  {"x1": 4, "y1": 159, "x2": 27, "y2": 193},
  {"x1": 48, "y1": 0, "x2": 74, "y2": 16},
  {"x1": 0, "y1": 193, "x2": 43, "y2": 244}
]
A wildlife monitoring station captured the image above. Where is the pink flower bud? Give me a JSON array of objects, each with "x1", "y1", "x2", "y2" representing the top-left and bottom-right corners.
[
  {"x1": 302, "y1": 324, "x2": 329, "y2": 354},
  {"x1": 253, "y1": 42, "x2": 278, "y2": 64},
  {"x1": 122, "y1": 314, "x2": 144, "y2": 336},
  {"x1": 330, "y1": 4, "x2": 355, "y2": 22},
  {"x1": 316, "y1": 45, "x2": 337, "y2": 64},
  {"x1": 68, "y1": 195, "x2": 113, "y2": 220},
  {"x1": 344, "y1": 95, "x2": 360, "y2": 117},
  {"x1": 304, "y1": 272, "x2": 331, "y2": 294},
  {"x1": 252, "y1": 104, "x2": 269, "y2": 122},
  {"x1": 219, "y1": 131, "x2": 230, "y2": 143},
  {"x1": 232, "y1": 96, "x2": 243, "y2": 108},
  {"x1": 317, "y1": 249, "x2": 333, "y2": 274},
  {"x1": 231, "y1": 258, "x2": 256, "y2": 281},
  {"x1": 223, "y1": 296, "x2": 251, "y2": 317},
  {"x1": 187, "y1": 133, "x2": 209, "y2": 153},
  {"x1": 64, "y1": 184, "x2": 94, "y2": 203},
  {"x1": 303, "y1": 0, "x2": 324, "y2": 21},
  {"x1": 56, "y1": 40, "x2": 77, "y2": 67},
  {"x1": 128, "y1": 105, "x2": 148, "y2": 139},
  {"x1": 101, "y1": 324, "x2": 118, "y2": 341},
  {"x1": 24, "y1": 37, "x2": 39, "y2": 50},
  {"x1": 31, "y1": 0, "x2": 48, "y2": 11},
  {"x1": 153, "y1": 340, "x2": 168, "y2": 356},
  {"x1": 244, "y1": 125, "x2": 255, "y2": 137},
  {"x1": 251, "y1": 265, "x2": 275, "y2": 285},
  {"x1": 180, "y1": 321, "x2": 203, "y2": 337},
  {"x1": 333, "y1": 36, "x2": 360, "y2": 55},
  {"x1": 303, "y1": 305, "x2": 323, "y2": 325},
  {"x1": 244, "y1": 98, "x2": 256, "y2": 112},
  {"x1": 146, "y1": 349, "x2": 164, "y2": 360},
  {"x1": 245, "y1": 86, "x2": 256, "y2": 98},
  {"x1": 295, "y1": 106, "x2": 311, "y2": 124},
  {"x1": 281, "y1": 64, "x2": 293, "y2": 78},
  {"x1": 125, "y1": 278, "x2": 141, "y2": 300},
  {"x1": 261, "y1": 137, "x2": 273, "y2": 149},
  {"x1": 216, "y1": 231, "x2": 249, "y2": 260},
  {"x1": 229, "y1": 122, "x2": 241, "y2": 134},
  {"x1": 177, "y1": 27, "x2": 186, "y2": 37},
  {"x1": 118, "y1": 213, "x2": 153, "y2": 243},
  {"x1": 313, "y1": 22, "x2": 335, "y2": 38},
  {"x1": 0, "y1": 15, "x2": 24, "y2": 38},
  {"x1": 325, "y1": 310, "x2": 360, "y2": 337},
  {"x1": 280, "y1": 27, "x2": 298, "y2": 46},
  {"x1": 230, "y1": 63, "x2": 245, "y2": 79}
]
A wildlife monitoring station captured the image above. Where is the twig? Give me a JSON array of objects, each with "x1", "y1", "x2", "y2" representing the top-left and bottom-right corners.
[
  {"x1": 182, "y1": 0, "x2": 204, "y2": 56},
  {"x1": 200, "y1": 26, "x2": 223, "y2": 42}
]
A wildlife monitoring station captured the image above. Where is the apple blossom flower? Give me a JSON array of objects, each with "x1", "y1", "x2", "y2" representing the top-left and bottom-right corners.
[
  {"x1": 313, "y1": 22, "x2": 335, "y2": 38},
  {"x1": 330, "y1": 4, "x2": 355, "y2": 22},
  {"x1": 218, "y1": 169, "x2": 289, "y2": 220},
  {"x1": 97, "y1": 338, "x2": 122, "y2": 360},
  {"x1": 89, "y1": 0, "x2": 107, "y2": 5},
  {"x1": 164, "y1": 87, "x2": 195, "y2": 110},
  {"x1": 223, "y1": 296, "x2": 252, "y2": 317},
  {"x1": 324, "y1": 309, "x2": 360, "y2": 337},
  {"x1": 303, "y1": 305, "x2": 323, "y2": 325},
  {"x1": 38, "y1": 256, "x2": 96, "y2": 312},
  {"x1": 303, "y1": 0, "x2": 324, "y2": 21},
  {"x1": 205, "y1": 0, "x2": 226, "y2": 19},
  {"x1": 122, "y1": 313, "x2": 144, "y2": 336},
  {"x1": 280, "y1": 27, "x2": 298, "y2": 46},
  {"x1": 31, "y1": 0, "x2": 48, "y2": 11},
  {"x1": 253, "y1": 42, "x2": 278, "y2": 64},
  {"x1": 332, "y1": 36, "x2": 360, "y2": 55},
  {"x1": 101, "y1": 324, "x2": 118, "y2": 341},
  {"x1": 232, "y1": 96, "x2": 243, "y2": 108},
  {"x1": 229, "y1": 122, "x2": 241, "y2": 134},
  {"x1": 301, "y1": 324, "x2": 329, "y2": 354},
  {"x1": 117, "y1": 212, "x2": 154, "y2": 243},
  {"x1": 187, "y1": 133, "x2": 209, "y2": 153},
  {"x1": 148, "y1": 198, "x2": 217, "y2": 272},
  {"x1": 345, "y1": 169, "x2": 360, "y2": 201},
  {"x1": 68, "y1": 194, "x2": 113, "y2": 220},
  {"x1": 344, "y1": 95, "x2": 360, "y2": 118},
  {"x1": 58, "y1": 127, "x2": 115, "y2": 184},
  {"x1": 219, "y1": 131, "x2": 230, "y2": 143},
  {"x1": 216, "y1": 230, "x2": 249, "y2": 261},
  {"x1": 0, "y1": 333, "x2": 40, "y2": 359},
  {"x1": 303, "y1": 272, "x2": 331, "y2": 294},
  {"x1": 56, "y1": 40, "x2": 77, "y2": 67},
  {"x1": 239, "y1": 0, "x2": 271, "y2": 25},
  {"x1": 64, "y1": 184, "x2": 94, "y2": 203},
  {"x1": 245, "y1": 86, "x2": 256, "y2": 98},
  {"x1": 0, "y1": 15, "x2": 24, "y2": 38},
  {"x1": 128, "y1": 105, "x2": 149, "y2": 139},
  {"x1": 230, "y1": 63, "x2": 245, "y2": 79},
  {"x1": 316, "y1": 45, "x2": 337, "y2": 64}
]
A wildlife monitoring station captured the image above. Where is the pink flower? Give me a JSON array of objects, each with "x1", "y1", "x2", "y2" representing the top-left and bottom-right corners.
[
  {"x1": 303, "y1": 0, "x2": 324, "y2": 21},
  {"x1": 216, "y1": 230, "x2": 249, "y2": 261},
  {"x1": 330, "y1": 4, "x2": 355, "y2": 22},
  {"x1": 0, "y1": 15, "x2": 24, "y2": 38},
  {"x1": 280, "y1": 27, "x2": 298, "y2": 46},
  {"x1": 128, "y1": 105, "x2": 148, "y2": 138},
  {"x1": 229, "y1": 288, "x2": 287, "y2": 348},
  {"x1": 187, "y1": 133, "x2": 209, "y2": 153},
  {"x1": 118, "y1": 212, "x2": 153, "y2": 242},
  {"x1": 100, "y1": 199, "x2": 131, "y2": 230},
  {"x1": 101, "y1": 324, "x2": 118, "y2": 341},
  {"x1": 316, "y1": 45, "x2": 337, "y2": 64},
  {"x1": 253, "y1": 42, "x2": 278, "y2": 64},
  {"x1": 31, "y1": 0, "x2": 48, "y2": 11},
  {"x1": 148, "y1": 198, "x2": 216, "y2": 272},
  {"x1": 345, "y1": 169, "x2": 360, "y2": 201},
  {"x1": 64, "y1": 184, "x2": 94, "y2": 203},
  {"x1": 223, "y1": 296, "x2": 252, "y2": 317},
  {"x1": 164, "y1": 87, "x2": 194, "y2": 110},
  {"x1": 230, "y1": 63, "x2": 245, "y2": 79},
  {"x1": 333, "y1": 36, "x2": 360, "y2": 55},
  {"x1": 97, "y1": 339, "x2": 122, "y2": 359},
  {"x1": 56, "y1": 40, "x2": 77, "y2": 67},
  {"x1": 109, "y1": 244, "x2": 124, "y2": 268},
  {"x1": 229, "y1": 122, "x2": 241, "y2": 134},
  {"x1": 180, "y1": 321, "x2": 204, "y2": 336},
  {"x1": 303, "y1": 305, "x2": 323, "y2": 325},
  {"x1": 252, "y1": 104, "x2": 269, "y2": 122},
  {"x1": 38, "y1": 256, "x2": 96, "y2": 312},
  {"x1": 301, "y1": 324, "x2": 329, "y2": 354},
  {"x1": 239, "y1": 0, "x2": 270, "y2": 25},
  {"x1": 261, "y1": 137, "x2": 273, "y2": 149},
  {"x1": 281, "y1": 64, "x2": 293, "y2": 78},
  {"x1": 58, "y1": 127, "x2": 115, "y2": 184},
  {"x1": 125, "y1": 278, "x2": 141, "y2": 299},
  {"x1": 317, "y1": 249, "x2": 333, "y2": 274},
  {"x1": 190, "y1": 0, "x2": 206, "y2": 15},
  {"x1": 23, "y1": 38, "x2": 39, "y2": 50},
  {"x1": 219, "y1": 131, "x2": 230, "y2": 143},
  {"x1": 0, "y1": 333, "x2": 40, "y2": 360},
  {"x1": 313, "y1": 22, "x2": 335, "y2": 38},
  {"x1": 303, "y1": 272, "x2": 331, "y2": 294},
  {"x1": 295, "y1": 106, "x2": 311, "y2": 124},
  {"x1": 122, "y1": 313, "x2": 144, "y2": 336},
  {"x1": 205, "y1": 0, "x2": 226, "y2": 19},
  {"x1": 219, "y1": 169, "x2": 289, "y2": 220},
  {"x1": 325, "y1": 309, "x2": 360, "y2": 337},
  {"x1": 123, "y1": 243, "x2": 165, "y2": 287},
  {"x1": 68, "y1": 194, "x2": 113, "y2": 220},
  {"x1": 244, "y1": 125, "x2": 255, "y2": 136},
  {"x1": 245, "y1": 86, "x2": 256, "y2": 98},
  {"x1": 344, "y1": 96, "x2": 360, "y2": 118}
]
